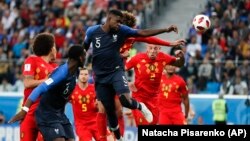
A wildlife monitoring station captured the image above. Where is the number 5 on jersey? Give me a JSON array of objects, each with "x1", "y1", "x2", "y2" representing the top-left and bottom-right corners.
[
  {"x1": 82, "y1": 104, "x2": 87, "y2": 112},
  {"x1": 95, "y1": 37, "x2": 101, "y2": 48}
]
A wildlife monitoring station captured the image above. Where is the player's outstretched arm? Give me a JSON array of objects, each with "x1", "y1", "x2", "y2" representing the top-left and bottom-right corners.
[
  {"x1": 134, "y1": 37, "x2": 185, "y2": 47},
  {"x1": 137, "y1": 25, "x2": 178, "y2": 37},
  {"x1": 8, "y1": 65, "x2": 68, "y2": 124},
  {"x1": 182, "y1": 93, "x2": 190, "y2": 119}
]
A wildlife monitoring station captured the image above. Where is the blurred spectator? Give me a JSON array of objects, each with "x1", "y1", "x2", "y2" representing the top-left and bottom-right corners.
[
  {"x1": 0, "y1": 111, "x2": 6, "y2": 124},
  {"x1": 12, "y1": 73, "x2": 24, "y2": 92},
  {"x1": 0, "y1": 77, "x2": 13, "y2": 91},
  {"x1": 219, "y1": 73, "x2": 234, "y2": 95},
  {"x1": 233, "y1": 68, "x2": 248, "y2": 95},
  {"x1": 197, "y1": 58, "x2": 213, "y2": 91},
  {"x1": 186, "y1": 35, "x2": 202, "y2": 58},
  {"x1": 211, "y1": 59, "x2": 223, "y2": 82}
]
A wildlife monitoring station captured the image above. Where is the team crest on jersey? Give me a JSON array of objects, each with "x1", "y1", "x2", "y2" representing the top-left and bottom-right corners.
[
  {"x1": 149, "y1": 64, "x2": 156, "y2": 71},
  {"x1": 113, "y1": 34, "x2": 117, "y2": 42}
]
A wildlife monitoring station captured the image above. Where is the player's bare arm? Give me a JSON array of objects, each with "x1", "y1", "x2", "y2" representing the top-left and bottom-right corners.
[
  {"x1": 171, "y1": 50, "x2": 185, "y2": 67},
  {"x1": 23, "y1": 75, "x2": 46, "y2": 88},
  {"x1": 137, "y1": 25, "x2": 178, "y2": 37},
  {"x1": 182, "y1": 94, "x2": 190, "y2": 119},
  {"x1": 8, "y1": 99, "x2": 33, "y2": 123}
]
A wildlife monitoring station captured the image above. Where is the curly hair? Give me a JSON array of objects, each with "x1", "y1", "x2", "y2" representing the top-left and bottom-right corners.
[
  {"x1": 122, "y1": 11, "x2": 136, "y2": 28},
  {"x1": 32, "y1": 33, "x2": 55, "y2": 56}
]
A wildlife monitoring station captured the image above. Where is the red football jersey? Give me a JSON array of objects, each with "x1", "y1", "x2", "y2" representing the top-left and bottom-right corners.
[
  {"x1": 22, "y1": 55, "x2": 57, "y2": 116},
  {"x1": 70, "y1": 84, "x2": 97, "y2": 126},
  {"x1": 120, "y1": 38, "x2": 135, "y2": 53},
  {"x1": 158, "y1": 74, "x2": 189, "y2": 112},
  {"x1": 126, "y1": 52, "x2": 176, "y2": 98}
]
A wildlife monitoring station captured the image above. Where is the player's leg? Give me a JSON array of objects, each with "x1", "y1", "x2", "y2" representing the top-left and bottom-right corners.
[
  {"x1": 95, "y1": 82, "x2": 121, "y2": 140},
  {"x1": 132, "y1": 109, "x2": 149, "y2": 126},
  {"x1": 115, "y1": 96, "x2": 125, "y2": 136},
  {"x1": 36, "y1": 132, "x2": 44, "y2": 141},
  {"x1": 147, "y1": 99, "x2": 159, "y2": 125},
  {"x1": 97, "y1": 101, "x2": 108, "y2": 141},
  {"x1": 20, "y1": 115, "x2": 39, "y2": 141},
  {"x1": 75, "y1": 125, "x2": 93, "y2": 141},
  {"x1": 112, "y1": 70, "x2": 153, "y2": 123}
]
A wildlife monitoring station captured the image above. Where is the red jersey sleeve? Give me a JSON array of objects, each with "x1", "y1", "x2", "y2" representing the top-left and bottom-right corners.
[
  {"x1": 22, "y1": 56, "x2": 37, "y2": 76},
  {"x1": 125, "y1": 54, "x2": 138, "y2": 70},
  {"x1": 134, "y1": 36, "x2": 171, "y2": 46},
  {"x1": 162, "y1": 52, "x2": 176, "y2": 65},
  {"x1": 120, "y1": 38, "x2": 135, "y2": 53}
]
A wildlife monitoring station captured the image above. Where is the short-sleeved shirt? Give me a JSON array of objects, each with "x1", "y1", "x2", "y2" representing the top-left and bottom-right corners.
[
  {"x1": 126, "y1": 52, "x2": 176, "y2": 98},
  {"x1": 83, "y1": 24, "x2": 138, "y2": 82},
  {"x1": 70, "y1": 84, "x2": 97, "y2": 126},
  {"x1": 158, "y1": 74, "x2": 189, "y2": 112},
  {"x1": 22, "y1": 55, "x2": 57, "y2": 116}
]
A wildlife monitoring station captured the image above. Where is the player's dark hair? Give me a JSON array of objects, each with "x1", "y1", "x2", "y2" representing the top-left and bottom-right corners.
[
  {"x1": 32, "y1": 33, "x2": 55, "y2": 56},
  {"x1": 79, "y1": 67, "x2": 88, "y2": 71},
  {"x1": 68, "y1": 44, "x2": 86, "y2": 61},
  {"x1": 122, "y1": 11, "x2": 136, "y2": 28},
  {"x1": 109, "y1": 9, "x2": 123, "y2": 18}
]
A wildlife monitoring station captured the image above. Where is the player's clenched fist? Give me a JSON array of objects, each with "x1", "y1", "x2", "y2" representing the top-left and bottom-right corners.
[{"x1": 166, "y1": 25, "x2": 178, "y2": 33}]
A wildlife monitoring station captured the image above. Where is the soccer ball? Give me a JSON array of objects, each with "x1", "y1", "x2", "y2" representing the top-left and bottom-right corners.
[{"x1": 192, "y1": 14, "x2": 211, "y2": 33}]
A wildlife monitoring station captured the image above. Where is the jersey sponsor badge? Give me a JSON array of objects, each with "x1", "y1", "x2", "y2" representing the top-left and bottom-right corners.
[
  {"x1": 45, "y1": 78, "x2": 54, "y2": 85},
  {"x1": 24, "y1": 64, "x2": 31, "y2": 71}
]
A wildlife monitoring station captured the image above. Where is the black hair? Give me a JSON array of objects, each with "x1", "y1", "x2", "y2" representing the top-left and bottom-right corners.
[
  {"x1": 67, "y1": 44, "x2": 86, "y2": 61},
  {"x1": 170, "y1": 46, "x2": 182, "y2": 56},
  {"x1": 109, "y1": 9, "x2": 123, "y2": 18},
  {"x1": 32, "y1": 33, "x2": 55, "y2": 56}
]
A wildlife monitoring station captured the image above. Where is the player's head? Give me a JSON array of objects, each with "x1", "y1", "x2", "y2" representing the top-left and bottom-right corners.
[
  {"x1": 67, "y1": 44, "x2": 86, "y2": 67},
  {"x1": 107, "y1": 9, "x2": 123, "y2": 32},
  {"x1": 122, "y1": 11, "x2": 136, "y2": 28},
  {"x1": 164, "y1": 64, "x2": 176, "y2": 75},
  {"x1": 32, "y1": 32, "x2": 57, "y2": 60},
  {"x1": 146, "y1": 44, "x2": 161, "y2": 60},
  {"x1": 78, "y1": 67, "x2": 89, "y2": 83}
]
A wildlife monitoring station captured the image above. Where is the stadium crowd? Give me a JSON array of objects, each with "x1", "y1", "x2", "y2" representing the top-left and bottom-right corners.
[
  {"x1": 0, "y1": 0, "x2": 249, "y2": 96},
  {"x1": 0, "y1": 0, "x2": 162, "y2": 92},
  {"x1": 178, "y1": 0, "x2": 250, "y2": 95}
]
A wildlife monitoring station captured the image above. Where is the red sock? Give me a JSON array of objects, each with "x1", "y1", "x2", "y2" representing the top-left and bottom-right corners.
[
  {"x1": 118, "y1": 116, "x2": 125, "y2": 136},
  {"x1": 97, "y1": 113, "x2": 107, "y2": 141}
]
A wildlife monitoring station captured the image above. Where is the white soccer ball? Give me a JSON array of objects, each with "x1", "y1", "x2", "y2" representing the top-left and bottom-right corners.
[{"x1": 192, "y1": 14, "x2": 211, "y2": 33}]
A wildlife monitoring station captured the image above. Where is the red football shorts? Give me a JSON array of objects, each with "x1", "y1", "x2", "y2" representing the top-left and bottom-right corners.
[
  {"x1": 132, "y1": 95, "x2": 159, "y2": 125},
  {"x1": 75, "y1": 123, "x2": 99, "y2": 141},
  {"x1": 20, "y1": 114, "x2": 43, "y2": 141},
  {"x1": 158, "y1": 111, "x2": 186, "y2": 125}
]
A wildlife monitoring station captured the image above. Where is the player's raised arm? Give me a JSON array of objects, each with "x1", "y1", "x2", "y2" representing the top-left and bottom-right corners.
[
  {"x1": 8, "y1": 65, "x2": 68, "y2": 123},
  {"x1": 137, "y1": 25, "x2": 178, "y2": 37},
  {"x1": 120, "y1": 24, "x2": 178, "y2": 37}
]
